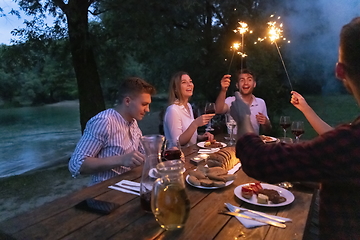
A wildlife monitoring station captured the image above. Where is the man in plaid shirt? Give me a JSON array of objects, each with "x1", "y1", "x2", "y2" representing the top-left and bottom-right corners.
[{"x1": 231, "y1": 17, "x2": 360, "y2": 239}]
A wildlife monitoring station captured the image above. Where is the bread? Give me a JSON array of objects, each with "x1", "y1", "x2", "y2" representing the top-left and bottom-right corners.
[
  {"x1": 188, "y1": 175, "x2": 201, "y2": 186},
  {"x1": 207, "y1": 147, "x2": 239, "y2": 171},
  {"x1": 188, "y1": 170, "x2": 207, "y2": 179},
  {"x1": 199, "y1": 179, "x2": 214, "y2": 187}
]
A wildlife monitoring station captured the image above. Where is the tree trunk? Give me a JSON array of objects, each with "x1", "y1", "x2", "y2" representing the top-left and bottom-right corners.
[{"x1": 65, "y1": 0, "x2": 105, "y2": 132}]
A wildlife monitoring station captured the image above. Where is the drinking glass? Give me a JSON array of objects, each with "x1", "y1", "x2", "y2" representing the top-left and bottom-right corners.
[
  {"x1": 279, "y1": 116, "x2": 291, "y2": 138},
  {"x1": 291, "y1": 121, "x2": 305, "y2": 143},
  {"x1": 225, "y1": 114, "x2": 236, "y2": 146},
  {"x1": 204, "y1": 103, "x2": 216, "y2": 131},
  {"x1": 162, "y1": 139, "x2": 184, "y2": 162}
]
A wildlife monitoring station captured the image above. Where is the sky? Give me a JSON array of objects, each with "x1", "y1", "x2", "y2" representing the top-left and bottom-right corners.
[{"x1": 0, "y1": 0, "x2": 26, "y2": 44}]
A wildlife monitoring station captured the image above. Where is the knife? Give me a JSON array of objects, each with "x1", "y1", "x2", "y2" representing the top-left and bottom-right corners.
[
  {"x1": 219, "y1": 211, "x2": 286, "y2": 228},
  {"x1": 239, "y1": 208, "x2": 287, "y2": 223}
]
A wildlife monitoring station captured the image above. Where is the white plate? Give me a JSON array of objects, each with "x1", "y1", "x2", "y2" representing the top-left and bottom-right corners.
[
  {"x1": 234, "y1": 183, "x2": 295, "y2": 207},
  {"x1": 260, "y1": 135, "x2": 278, "y2": 143},
  {"x1": 186, "y1": 175, "x2": 234, "y2": 189},
  {"x1": 197, "y1": 141, "x2": 227, "y2": 148}
]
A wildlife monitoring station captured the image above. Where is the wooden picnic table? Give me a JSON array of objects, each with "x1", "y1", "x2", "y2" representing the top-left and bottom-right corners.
[{"x1": 0, "y1": 142, "x2": 317, "y2": 240}]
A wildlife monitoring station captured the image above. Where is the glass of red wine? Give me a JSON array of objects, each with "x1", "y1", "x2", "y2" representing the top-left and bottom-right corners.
[
  {"x1": 204, "y1": 103, "x2": 216, "y2": 131},
  {"x1": 291, "y1": 121, "x2": 305, "y2": 143},
  {"x1": 162, "y1": 140, "x2": 183, "y2": 162},
  {"x1": 280, "y1": 116, "x2": 291, "y2": 138}
]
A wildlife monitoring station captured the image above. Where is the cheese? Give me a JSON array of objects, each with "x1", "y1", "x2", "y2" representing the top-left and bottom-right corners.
[{"x1": 257, "y1": 194, "x2": 269, "y2": 204}]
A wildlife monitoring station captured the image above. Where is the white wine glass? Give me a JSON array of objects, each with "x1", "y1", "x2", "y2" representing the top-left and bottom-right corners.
[{"x1": 225, "y1": 114, "x2": 236, "y2": 146}]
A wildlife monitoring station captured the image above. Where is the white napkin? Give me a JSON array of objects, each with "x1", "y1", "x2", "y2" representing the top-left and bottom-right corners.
[
  {"x1": 225, "y1": 203, "x2": 292, "y2": 228},
  {"x1": 108, "y1": 180, "x2": 141, "y2": 196},
  {"x1": 198, "y1": 148, "x2": 220, "y2": 154},
  {"x1": 228, "y1": 162, "x2": 241, "y2": 174}
]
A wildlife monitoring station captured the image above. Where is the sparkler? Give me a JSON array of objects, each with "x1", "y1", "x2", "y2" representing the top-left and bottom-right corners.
[
  {"x1": 227, "y1": 42, "x2": 241, "y2": 73},
  {"x1": 234, "y1": 22, "x2": 251, "y2": 70},
  {"x1": 266, "y1": 16, "x2": 293, "y2": 90}
]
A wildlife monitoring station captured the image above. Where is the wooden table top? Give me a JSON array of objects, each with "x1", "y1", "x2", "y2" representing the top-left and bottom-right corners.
[{"x1": 0, "y1": 143, "x2": 317, "y2": 240}]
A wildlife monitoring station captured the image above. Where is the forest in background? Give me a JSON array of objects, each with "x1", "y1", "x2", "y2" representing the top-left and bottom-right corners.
[{"x1": 0, "y1": 0, "x2": 348, "y2": 130}]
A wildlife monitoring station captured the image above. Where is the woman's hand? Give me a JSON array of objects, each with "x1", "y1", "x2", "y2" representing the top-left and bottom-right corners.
[
  {"x1": 193, "y1": 114, "x2": 215, "y2": 127},
  {"x1": 201, "y1": 131, "x2": 214, "y2": 141}
]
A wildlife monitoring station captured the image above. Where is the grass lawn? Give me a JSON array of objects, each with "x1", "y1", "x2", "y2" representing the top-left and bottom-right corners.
[{"x1": 271, "y1": 94, "x2": 359, "y2": 140}]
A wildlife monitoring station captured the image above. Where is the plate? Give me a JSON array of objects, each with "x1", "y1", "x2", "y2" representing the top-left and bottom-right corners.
[
  {"x1": 186, "y1": 175, "x2": 234, "y2": 189},
  {"x1": 234, "y1": 183, "x2": 295, "y2": 207},
  {"x1": 197, "y1": 141, "x2": 227, "y2": 148},
  {"x1": 260, "y1": 135, "x2": 278, "y2": 143}
]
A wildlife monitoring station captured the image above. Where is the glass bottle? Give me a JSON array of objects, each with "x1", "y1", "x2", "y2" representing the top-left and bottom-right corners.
[
  {"x1": 151, "y1": 160, "x2": 190, "y2": 230},
  {"x1": 140, "y1": 134, "x2": 165, "y2": 212}
]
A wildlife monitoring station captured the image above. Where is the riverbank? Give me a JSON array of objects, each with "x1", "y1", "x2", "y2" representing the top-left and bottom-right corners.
[{"x1": 0, "y1": 110, "x2": 162, "y2": 222}]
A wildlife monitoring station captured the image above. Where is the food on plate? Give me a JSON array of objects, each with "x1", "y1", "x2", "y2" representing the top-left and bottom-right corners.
[
  {"x1": 260, "y1": 135, "x2": 277, "y2": 143},
  {"x1": 187, "y1": 165, "x2": 236, "y2": 188},
  {"x1": 258, "y1": 189, "x2": 286, "y2": 204},
  {"x1": 188, "y1": 170, "x2": 207, "y2": 179},
  {"x1": 188, "y1": 175, "x2": 201, "y2": 186},
  {"x1": 241, "y1": 186, "x2": 253, "y2": 199},
  {"x1": 204, "y1": 139, "x2": 223, "y2": 148},
  {"x1": 241, "y1": 182, "x2": 287, "y2": 204},
  {"x1": 207, "y1": 148, "x2": 239, "y2": 171},
  {"x1": 257, "y1": 193, "x2": 269, "y2": 204}
]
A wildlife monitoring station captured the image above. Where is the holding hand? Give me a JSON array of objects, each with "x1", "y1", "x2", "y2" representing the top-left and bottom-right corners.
[
  {"x1": 200, "y1": 131, "x2": 214, "y2": 141},
  {"x1": 121, "y1": 150, "x2": 145, "y2": 168},
  {"x1": 290, "y1": 91, "x2": 310, "y2": 113},
  {"x1": 220, "y1": 74, "x2": 231, "y2": 91},
  {"x1": 193, "y1": 114, "x2": 215, "y2": 127}
]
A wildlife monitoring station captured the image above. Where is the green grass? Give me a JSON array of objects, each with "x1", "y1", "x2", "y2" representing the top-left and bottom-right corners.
[{"x1": 271, "y1": 94, "x2": 359, "y2": 140}]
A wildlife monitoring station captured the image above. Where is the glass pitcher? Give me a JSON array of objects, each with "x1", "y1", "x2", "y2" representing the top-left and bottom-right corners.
[
  {"x1": 151, "y1": 160, "x2": 190, "y2": 230},
  {"x1": 140, "y1": 134, "x2": 165, "y2": 212}
]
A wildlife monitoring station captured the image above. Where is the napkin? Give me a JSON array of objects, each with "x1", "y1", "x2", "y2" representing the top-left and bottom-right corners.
[
  {"x1": 225, "y1": 203, "x2": 292, "y2": 228},
  {"x1": 228, "y1": 162, "x2": 241, "y2": 174},
  {"x1": 108, "y1": 180, "x2": 140, "y2": 196},
  {"x1": 198, "y1": 148, "x2": 220, "y2": 154}
]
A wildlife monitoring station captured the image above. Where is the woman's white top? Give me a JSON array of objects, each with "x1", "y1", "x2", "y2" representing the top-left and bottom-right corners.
[{"x1": 163, "y1": 102, "x2": 197, "y2": 148}]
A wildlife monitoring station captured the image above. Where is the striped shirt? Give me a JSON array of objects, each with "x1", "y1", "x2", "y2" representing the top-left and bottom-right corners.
[{"x1": 68, "y1": 108, "x2": 144, "y2": 185}]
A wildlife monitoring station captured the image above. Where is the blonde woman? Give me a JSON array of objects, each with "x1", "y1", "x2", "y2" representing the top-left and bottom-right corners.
[{"x1": 163, "y1": 71, "x2": 215, "y2": 147}]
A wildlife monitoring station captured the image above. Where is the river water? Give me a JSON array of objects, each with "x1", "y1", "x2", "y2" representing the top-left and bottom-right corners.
[
  {"x1": 0, "y1": 101, "x2": 81, "y2": 178},
  {"x1": 0, "y1": 99, "x2": 165, "y2": 178}
]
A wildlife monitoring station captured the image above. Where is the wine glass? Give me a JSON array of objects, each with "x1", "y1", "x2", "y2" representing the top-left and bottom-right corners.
[
  {"x1": 161, "y1": 139, "x2": 184, "y2": 162},
  {"x1": 291, "y1": 121, "x2": 305, "y2": 143},
  {"x1": 225, "y1": 114, "x2": 236, "y2": 146},
  {"x1": 280, "y1": 116, "x2": 291, "y2": 137},
  {"x1": 204, "y1": 103, "x2": 216, "y2": 131}
]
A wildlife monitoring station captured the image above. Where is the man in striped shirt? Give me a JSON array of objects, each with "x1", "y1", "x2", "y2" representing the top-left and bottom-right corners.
[{"x1": 69, "y1": 77, "x2": 156, "y2": 185}]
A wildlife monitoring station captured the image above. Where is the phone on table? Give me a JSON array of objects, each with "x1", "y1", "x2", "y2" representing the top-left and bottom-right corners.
[{"x1": 75, "y1": 198, "x2": 120, "y2": 215}]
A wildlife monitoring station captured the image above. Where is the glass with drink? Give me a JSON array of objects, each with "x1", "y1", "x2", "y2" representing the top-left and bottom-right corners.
[
  {"x1": 204, "y1": 103, "x2": 216, "y2": 131},
  {"x1": 162, "y1": 139, "x2": 184, "y2": 162},
  {"x1": 280, "y1": 116, "x2": 291, "y2": 137},
  {"x1": 151, "y1": 160, "x2": 190, "y2": 230},
  {"x1": 225, "y1": 114, "x2": 236, "y2": 146},
  {"x1": 291, "y1": 121, "x2": 305, "y2": 143}
]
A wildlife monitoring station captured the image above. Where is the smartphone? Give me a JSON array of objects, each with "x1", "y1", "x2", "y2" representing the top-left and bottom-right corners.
[{"x1": 75, "y1": 198, "x2": 120, "y2": 215}]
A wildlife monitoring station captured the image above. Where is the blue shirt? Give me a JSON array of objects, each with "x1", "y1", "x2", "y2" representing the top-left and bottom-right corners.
[{"x1": 69, "y1": 109, "x2": 144, "y2": 185}]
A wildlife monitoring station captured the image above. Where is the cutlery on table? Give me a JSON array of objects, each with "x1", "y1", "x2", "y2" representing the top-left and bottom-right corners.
[
  {"x1": 234, "y1": 208, "x2": 287, "y2": 223},
  {"x1": 108, "y1": 180, "x2": 141, "y2": 196},
  {"x1": 219, "y1": 211, "x2": 286, "y2": 228}
]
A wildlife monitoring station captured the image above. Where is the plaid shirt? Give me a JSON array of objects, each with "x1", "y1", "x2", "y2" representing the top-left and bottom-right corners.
[
  {"x1": 69, "y1": 109, "x2": 144, "y2": 185},
  {"x1": 236, "y1": 116, "x2": 360, "y2": 240}
]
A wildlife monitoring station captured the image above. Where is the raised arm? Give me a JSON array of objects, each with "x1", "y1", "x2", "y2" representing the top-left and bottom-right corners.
[
  {"x1": 215, "y1": 74, "x2": 231, "y2": 114},
  {"x1": 291, "y1": 91, "x2": 333, "y2": 135}
]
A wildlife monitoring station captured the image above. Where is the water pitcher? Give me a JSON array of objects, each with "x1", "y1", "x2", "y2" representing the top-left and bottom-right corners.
[
  {"x1": 151, "y1": 160, "x2": 190, "y2": 230},
  {"x1": 140, "y1": 134, "x2": 165, "y2": 212}
]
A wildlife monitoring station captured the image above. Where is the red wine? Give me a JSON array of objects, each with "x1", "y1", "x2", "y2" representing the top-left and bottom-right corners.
[
  {"x1": 140, "y1": 191, "x2": 152, "y2": 212},
  {"x1": 280, "y1": 123, "x2": 291, "y2": 129},
  {"x1": 292, "y1": 129, "x2": 304, "y2": 137},
  {"x1": 205, "y1": 109, "x2": 215, "y2": 114},
  {"x1": 163, "y1": 149, "x2": 182, "y2": 161}
]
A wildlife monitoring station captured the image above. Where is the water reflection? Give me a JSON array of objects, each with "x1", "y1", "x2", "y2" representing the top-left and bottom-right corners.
[{"x1": 0, "y1": 101, "x2": 81, "y2": 178}]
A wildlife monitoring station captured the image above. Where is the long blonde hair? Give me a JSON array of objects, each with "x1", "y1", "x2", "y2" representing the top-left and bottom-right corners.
[{"x1": 168, "y1": 71, "x2": 189, "y2": 105}]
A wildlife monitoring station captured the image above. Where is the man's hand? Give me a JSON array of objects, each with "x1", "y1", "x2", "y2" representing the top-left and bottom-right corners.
[
  {"x1": 220, "y1": 74, "x2": 231, "y2": 91},
  {"x1": 121, "y1": 150, "x2": 145, "y2": 168},
  {"x1": 256, "y1": 112, "x2": 268, "y2": 125}
]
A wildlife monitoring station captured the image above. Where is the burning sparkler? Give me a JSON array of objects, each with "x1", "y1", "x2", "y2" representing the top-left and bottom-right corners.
[
  {"x1": 234, "y1": 22, "x2": 251, "y2": 70},
  {"x1": 227, "y1": 42, "x2": 241, "y2": 73},
  {"x1": 266, "y1": 15, "x2": 293, "y2": 90}
]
